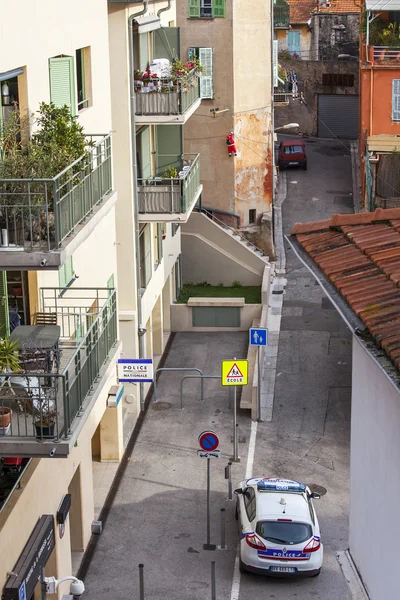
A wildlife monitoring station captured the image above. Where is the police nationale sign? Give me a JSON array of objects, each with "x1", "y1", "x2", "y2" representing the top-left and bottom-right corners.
[{"x1": 117, "y1": 359, "x2": 154, "y2": 383}]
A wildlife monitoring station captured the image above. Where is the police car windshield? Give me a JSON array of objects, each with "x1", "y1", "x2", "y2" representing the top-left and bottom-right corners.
[{"x1": 256, "y1": 521, "x2": 312, "y2": 545}]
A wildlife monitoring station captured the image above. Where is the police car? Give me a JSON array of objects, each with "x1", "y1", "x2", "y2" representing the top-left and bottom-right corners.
[{"x1": 235, "y1": 478, "x2": 323, "y2": 577}]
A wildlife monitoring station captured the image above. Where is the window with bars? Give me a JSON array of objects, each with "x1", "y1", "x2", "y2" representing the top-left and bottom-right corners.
[
  {"x1": 188, "y1": 0, "x2": 226, "y2": 18},
  {"x1": 393, "y1": 79, "x2": 400, "y2": 121},
  {"x1": 188, "y1": 47, "x2": 213, "y2": 99},
  {"x1": 322, "y1": 73, "x2": 354, "y2": 87}
]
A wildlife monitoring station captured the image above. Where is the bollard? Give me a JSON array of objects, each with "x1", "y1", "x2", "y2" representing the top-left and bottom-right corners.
[
  {"x1": 228, "y1": 462, "x2": 232, "y2": 500},
  {"x1": 139, "y1": 563, "x2": 144, "y2": 600},
  {"x1": 211, "y1": 561, "x2": 216, "y2": 600},
  {"x1": 220, "y1": 508, "x2": 226, "y2": 549}
]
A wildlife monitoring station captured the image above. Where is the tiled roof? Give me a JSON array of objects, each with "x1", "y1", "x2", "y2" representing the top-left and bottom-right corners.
[
  {"x1": 291, "y1": 208, "x2": 400, "y2": 371},
  {"x1": 287, "y1": 0, "x2": 316, "y2": 22},
  {"x1": 316, "y1": 0, "x2": 362, "y2": 13}
]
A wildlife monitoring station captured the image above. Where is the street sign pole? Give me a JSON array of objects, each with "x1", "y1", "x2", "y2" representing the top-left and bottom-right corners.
[
  {"x1": 207, "y1": 458, "x2": 211, "y2": 545},
  {"x1": 199, "y1": 431, "x2": 218, "y2": 550},
  {"x1": 232, "y1": 358, "x2": 240, "y2": 462}
]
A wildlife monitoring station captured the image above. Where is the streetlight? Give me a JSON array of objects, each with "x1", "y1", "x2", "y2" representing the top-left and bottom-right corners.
[{"x1": 274, "y1": 123, "x2": 299, "y2": 132}]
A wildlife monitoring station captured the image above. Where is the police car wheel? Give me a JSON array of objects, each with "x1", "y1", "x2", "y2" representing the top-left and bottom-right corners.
[{"x1": 311, "y1": 569, "x2": 321, "y2": 577}]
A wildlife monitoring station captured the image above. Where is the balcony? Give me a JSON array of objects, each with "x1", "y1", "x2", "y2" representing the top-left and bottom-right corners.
[
  {"x1": 0, "y1": 135, "x2": 115, "y2": 269},
  {"x1": 135, "y1": 68, "x2": 201, "y2": 125},
  {"x1": 370, "y1": 46, "x2": 400, "y2": 64},
  {"x1": 274, "y1": 1, "x2": 290, "y2": 28},
  {"x1": 0, "y1": 287, "x2": 120, "y2": 457},
  {"x1": 138, "y1": 154, "x2": 202, "y2": 223}
]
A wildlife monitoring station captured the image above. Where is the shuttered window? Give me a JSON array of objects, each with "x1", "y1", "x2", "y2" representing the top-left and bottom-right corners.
[
  {"x1": 0, "y1": 272, "x2": 9, "y2": 337},
  {"x1": 393, "y1": 79, "x2": 400, "y2": 121},
  {"x1": 188, "y1": 0, "x2": 225, "y2": 18},
  {"x1": 212, "y1": 0, "x2": 226, "y2": 17},
  {"x1": 49, "y1": 56, "x2": 76, "y2": 116},
  {"x1": 59, "y1": 257, "x2": 74, "y2": 290},
  {"x1": 189, "y1": 47, "x2": 213, "y2": 99}
]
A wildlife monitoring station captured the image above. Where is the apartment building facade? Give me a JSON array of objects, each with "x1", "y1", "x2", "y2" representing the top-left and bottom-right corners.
[
  {"x1": 176, "y1": 0, "x2": 273, "y2": 250},
  {"x1": 0, "y1": 2, "x2": 123, "y2": 598},
  {"x1": 360, "y1": 0, "x2": 400, "y2": 210},
  {"x1": 107, "y1": 0, "x2": 202, "y2": 414}
]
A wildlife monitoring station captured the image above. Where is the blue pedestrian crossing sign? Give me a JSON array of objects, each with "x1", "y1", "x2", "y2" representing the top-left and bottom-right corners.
[{"x1": 249, "y1": 327, "x2": 268, "y2": 346}]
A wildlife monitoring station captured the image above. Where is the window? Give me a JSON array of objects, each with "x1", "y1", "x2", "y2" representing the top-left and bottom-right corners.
[
  {"x1": 322, "y1": 73, "x2": 354, "y2": 87},
  {"x1": 76, "y1": 47, "x2": 91, "y2": 111},
  {"x1": 188, "y1": 47, "x2": 213, "y2": 99},
  {"x1": 249, "y1": 209, "x2": 256, "y2": 224},
  {"x1": 256, "y1": 521, "x2": 313, "y2": 545},
  {"x1": 243, "y1": 488, "x2": 256, "y2": 522},
  {"x1": 284, "y1": 145, "x2": 303, "y2": 154},
  {"x1": 49, "y1": 56, "x2": 76, "y2": 116},
  {"x1": 59, "y1": 257, "x2": 75, "y2": 290},
  {"x1": 188, "y1": 0, "x2": 226, "y2": 18},
  {"x1": 139, "y1": 225, "x2": 152, "y2": 290},
  {"x1": 155, "y1": 223, "x2": 164, "y2": 266},
  {"x1": 393, "y1": 79, "x2": 400, "y2": 121}
]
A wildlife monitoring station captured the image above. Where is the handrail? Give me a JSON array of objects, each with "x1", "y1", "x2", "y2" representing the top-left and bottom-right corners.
[{"x1": 197, "y1": 208, "x2": 266, "y2": 256}]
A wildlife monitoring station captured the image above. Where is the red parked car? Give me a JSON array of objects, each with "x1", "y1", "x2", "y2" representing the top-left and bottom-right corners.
[{"x1": 278, "y1": 139, "x2": 307, "y2": 170}]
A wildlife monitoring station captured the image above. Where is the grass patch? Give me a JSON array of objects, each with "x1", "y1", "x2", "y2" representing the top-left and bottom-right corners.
[{"x1": 177, "y1": 283, "x2": 261, "y2": 304}]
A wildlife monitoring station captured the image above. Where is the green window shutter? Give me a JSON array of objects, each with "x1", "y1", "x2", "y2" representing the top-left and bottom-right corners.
[
  {"x1": 212, "y1": 0, "x2": 226, "y2": 17},
  {"x1": 199, "y1": 48, "x2": 213, "y2": 99},
  {"x1": 139, "y1": 126, "x2": 152, "y2": 179},
  {"x1": 49, "y1": 56, "x2": 76, "y2": 116},
  {"x1": 59, "y1": 257, "x2": 74, "y2": 289},
  {"x1": 0, "y1": 272, "x2": 9, "y2": 337},
  {"x1": 188, "y1": 0, "x2": 201, "y2": 18},
  {"x1": 155, "y1": 125, "x2": 183, "y2": 175},
  {"x1": 107, "y1": 274, "x2": 115, "y2": 291},
  {"x1": 139, "y1": 34, "x2": 150, "y2": 71}
]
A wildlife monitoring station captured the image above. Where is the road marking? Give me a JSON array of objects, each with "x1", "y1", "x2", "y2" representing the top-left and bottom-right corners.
[{"x1": 230, "y1": 420, "x2": 258, "y2": 600}]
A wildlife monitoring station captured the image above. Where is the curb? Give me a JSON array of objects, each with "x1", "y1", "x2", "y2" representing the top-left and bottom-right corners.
[
  {"x1": 261, "y1": 173, "x2": 287, "y2": 421},
  {"x1": 337, "y1": 550, "x2": 370, "y2": 600}
]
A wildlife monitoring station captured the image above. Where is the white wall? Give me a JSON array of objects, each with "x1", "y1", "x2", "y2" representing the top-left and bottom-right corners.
[
  {"x1": 349, "y1": 337, "x2": 400, "y2": 600},
  {"x1": 0, "y1": 0, "x2": 112, "y2": 132}
]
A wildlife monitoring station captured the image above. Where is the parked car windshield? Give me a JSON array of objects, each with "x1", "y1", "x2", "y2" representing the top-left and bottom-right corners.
[
  {"x1": 284, "y1": 145, "x2": 304, "y2": 154},
  {"x1": 256, "y1": 521, "x2": 312, "y2": 544}
]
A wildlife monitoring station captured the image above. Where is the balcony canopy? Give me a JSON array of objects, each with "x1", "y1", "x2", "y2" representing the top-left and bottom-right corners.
[{"x1": 366, "y1": 0, "x2": 400, "y2": 9}]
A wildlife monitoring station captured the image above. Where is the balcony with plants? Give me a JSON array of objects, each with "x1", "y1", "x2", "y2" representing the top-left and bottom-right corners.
[
  {"x1": 0, "y1": 287, "x2": 119, "y2": 457},
  {"x1": 137, "y1": 154, "x2": 202, "y2": 223},
  {"x1": 0, "y1": 103, "x2": 114, "y2": 269},
  {"x1": 274, "y1": 0, "x2": 290, "y2": 29},
  {"x1": 134, "y1": 59, "x2": 202, "y2": 125},
  {"x1": 363, "y1": 13, "x2": 400, "y2": 64}
]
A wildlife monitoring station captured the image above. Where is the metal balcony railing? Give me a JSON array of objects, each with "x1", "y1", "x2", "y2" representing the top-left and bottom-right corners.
[
  {"x1": 135, "y1": 70, "x2": 200, "y2": 117},
  {"x1": 0, "y1": 288, "x2": 118, "y2": 442},
  {"x1": 0, "y1": 134, "x2": 113, "y2": 252},
  {"x1": 372, "y1": 46, "x2": 400, "y2": 62},
  {"x1": 274, "y1": 2, "x2": 290, "y2": 28},
  {"x1": 138, "y1": 154, "x2": 201, "y2": 214}
]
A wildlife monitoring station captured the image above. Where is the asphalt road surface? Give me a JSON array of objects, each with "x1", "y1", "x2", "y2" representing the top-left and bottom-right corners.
[{"x1": 82, "y1": 137, "x2": 354, "y2": 600}]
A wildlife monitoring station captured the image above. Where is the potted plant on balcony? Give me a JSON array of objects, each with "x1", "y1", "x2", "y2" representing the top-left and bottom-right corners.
[
  {"x1": 0, "y1": 102, "x2": 91, "y2": 246},
  {"x1": 33, "y1": 397, "x2": 56, "y2": 440},
  {"x1": 0, "y1": 336, "x2": 21, "y2": 434},
  {"x1": 162, "y1": 166, "x2": 180, "y2": 184}
]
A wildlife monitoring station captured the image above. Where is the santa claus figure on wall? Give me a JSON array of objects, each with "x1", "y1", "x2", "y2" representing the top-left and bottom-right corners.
[{"x1": 226, "y1": 131, "x2": 237, "y2": 157}]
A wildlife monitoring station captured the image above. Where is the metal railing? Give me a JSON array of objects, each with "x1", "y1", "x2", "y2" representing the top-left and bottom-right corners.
[
  {"x1": 274, "y1": 1, "x2": 290, "y2": 27},
  {"x1": 0, "y1": 287, "x2": 118, "y2": 441},
  {"x1": 373, "y1": 46, "x2": 400, "y2": 61},
  {"x1": 197, "y1": 208, "x2": 266, "y2": 257},
  {"x1": 274, "y1": 92, "x2": 291, "y2": 104},
  {"x1": 0, "y1": 134, "x2": 113, "y2": 251},
  {"x1": 138, "y1": 154, "x2": 201, "y2": 214},
  {"x1": 135, "y1": 70, "x2": 200, "y2": 116}
]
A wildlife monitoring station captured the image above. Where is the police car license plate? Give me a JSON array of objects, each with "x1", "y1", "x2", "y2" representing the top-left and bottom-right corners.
[
  {"x1": 288, "y1": 162, "x2": 299, "y2": 166},
  {"x1": 270, "y1": 566, "x2": 296, "y2": 573}
]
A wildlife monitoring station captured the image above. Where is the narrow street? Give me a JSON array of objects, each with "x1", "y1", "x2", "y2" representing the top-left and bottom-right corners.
[{"x1": 81, "y1": 138, "x2": 354, "y2": 600}]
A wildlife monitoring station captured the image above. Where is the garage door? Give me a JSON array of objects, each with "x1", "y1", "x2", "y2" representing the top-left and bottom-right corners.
[{"x1": 317, "y1": 95, "x2": 358, "y2": 139}]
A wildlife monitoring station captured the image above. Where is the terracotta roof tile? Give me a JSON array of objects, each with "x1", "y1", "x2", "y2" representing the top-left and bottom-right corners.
[
  {"x1": 287, "y1": 0, "x2": 316, "y2": 22},
  {"x1": 316, "y1": 0, "x2": 362, "y2": 13},
  {"x1": 291, "y1": 209, "x2": 400, "y2": 373}
]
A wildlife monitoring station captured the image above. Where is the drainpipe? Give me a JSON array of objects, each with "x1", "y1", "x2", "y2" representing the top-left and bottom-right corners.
[
  {"x1": 128, "y1": 1, "x2": 148, "y2": 410},
  {"x1": 157, "y1": 0, "x2": 171, "y2": 17}
]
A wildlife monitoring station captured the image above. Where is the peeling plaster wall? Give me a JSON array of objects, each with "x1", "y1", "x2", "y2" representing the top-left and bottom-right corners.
[{"x1": 177, "y1": 0, "x2": 273, "y2": 227}]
